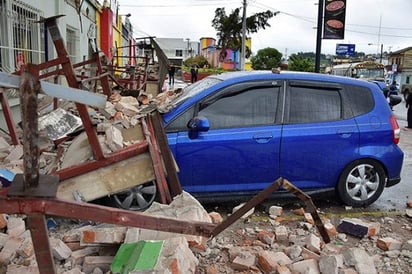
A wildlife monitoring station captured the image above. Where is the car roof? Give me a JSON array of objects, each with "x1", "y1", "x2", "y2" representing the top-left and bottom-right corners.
[{"x1": 208, "y1": 70, "x2": 376, "y2": 87}]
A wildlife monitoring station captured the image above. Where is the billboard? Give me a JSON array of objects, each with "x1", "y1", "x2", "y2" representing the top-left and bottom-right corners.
[
  {"x1": 323, "y1": 0, "x2": 346, "y2": 39},
  {"x1": 336, "y1": 43, "x2": 355, "y2": 56}
]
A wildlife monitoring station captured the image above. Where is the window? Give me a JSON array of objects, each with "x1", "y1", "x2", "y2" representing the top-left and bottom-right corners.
[
  {"x1": 198, "y1": 86, "x2": 279, "y2": 129},
  {"x1": 175, "y1": 49, "x2": 183, "y2": 57},
  {"x1": 407, "y1": 76, "x2": 410, "y2": 85},
  {"x1": 66, "y1": 27, "x2": 78, "y2": 63},
  {"x1": 288, "y1": 86, "x2": 341, "y2": 123}
]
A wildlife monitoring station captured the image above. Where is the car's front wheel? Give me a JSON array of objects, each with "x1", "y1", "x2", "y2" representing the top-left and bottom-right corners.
[
  {"x1": 110, "y1": 181, "x2": 157, "y2": 211},
  {"x1": 336, "y1": 160, "x2": 386, "y2": 207}
]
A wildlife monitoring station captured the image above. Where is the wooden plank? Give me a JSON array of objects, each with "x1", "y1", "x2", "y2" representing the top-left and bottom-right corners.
[{"x1": 57, "y1": 153, "x2": 155, "y2": 202}]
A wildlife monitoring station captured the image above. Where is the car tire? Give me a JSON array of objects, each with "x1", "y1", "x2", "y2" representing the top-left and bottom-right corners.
[
  {"x1": 110, "y1": 180, "x2": 157, "y2": 211},
  {"x1": 336, "y1": 159, "x2": 385, "y2": 207}
]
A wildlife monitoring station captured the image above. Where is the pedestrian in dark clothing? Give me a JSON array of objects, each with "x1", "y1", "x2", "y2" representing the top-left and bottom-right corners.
[
  {"x1": 389, "y1": 81, "x2": 398, "y2": 96},
  {"x1": 168, "y1": 64, "x2": 176, "y2": 86},
  {"x1": 190, "y1": 64, "x2": 198, "y2": 83},
  {"x1": 405, "y1": 94, "x2": 412, "y2": 129}
]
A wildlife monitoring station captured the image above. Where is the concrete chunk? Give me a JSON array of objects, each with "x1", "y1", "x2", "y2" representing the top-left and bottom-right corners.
[{"x1": 342, "y1": 247, "x2": 377, "y2": 274}]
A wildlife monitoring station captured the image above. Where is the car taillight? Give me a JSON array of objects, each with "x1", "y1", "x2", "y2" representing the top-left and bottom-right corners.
[{"x1": 390, "y1": 115, "x2": 400, "y2": 144}]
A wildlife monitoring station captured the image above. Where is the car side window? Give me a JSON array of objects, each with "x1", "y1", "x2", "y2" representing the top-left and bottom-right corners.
[
  {"x1": 198, "y1": 86, "x2": 279, "y2": 129},
  {"x1": 343, "y1": 85, "x2": 374, "y2": 117},
  {"x1": 288, "y1": 85, "x2": 341, "y2": 123}
]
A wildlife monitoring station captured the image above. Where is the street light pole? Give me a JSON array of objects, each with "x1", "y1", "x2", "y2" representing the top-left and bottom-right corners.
[
  {"x1": 240, "y1": 0, "x2": 247, "y2": 71},
  {"x1": 380, "y1": 43, "x2": 383, "y2": 63},
  {"x1": 368, "y1": 43, "x2": 383, "y2": 63}
]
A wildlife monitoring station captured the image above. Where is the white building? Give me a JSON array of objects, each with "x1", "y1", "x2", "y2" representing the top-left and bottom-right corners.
[{"x1": 155, "y1": 38, "x2": 199, "y2": 66}]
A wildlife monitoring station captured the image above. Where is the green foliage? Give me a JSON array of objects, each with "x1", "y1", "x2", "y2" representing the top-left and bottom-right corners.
[
  {"x1": 183, "y1": 55, "x2": 209, "y2": 68},
  {"x1": 288, "y1": 53, "x2": 315, "y2": 72},
  {"x1": 211, "y1": 7, "x2": 277, "y2": 60},
  {"x1": 251, "y1": 47, "x2": 282, "y2": 70}
]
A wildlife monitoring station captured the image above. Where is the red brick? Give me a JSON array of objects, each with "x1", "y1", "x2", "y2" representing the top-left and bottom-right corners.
[
  {"x1": 257, "y1": 251, "x2": 280, "y2": 274},
  {"x1": 377, "y1": 237, "x2": 403, "y2": 251},
  {"x1": 0, "y1": 214, "x2": 7, "y2": 229},
  {"x1": 257, "y1": 230, "x2": 275, "y2": 245}
]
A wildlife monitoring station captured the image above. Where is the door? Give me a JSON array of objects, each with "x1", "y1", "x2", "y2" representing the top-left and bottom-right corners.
[
  {"x1": 279, "y1": 80, "x2": 360, "y2": 190},
  {"x1": 166, "y1": 81, "x2": 283, "y2": 194}
]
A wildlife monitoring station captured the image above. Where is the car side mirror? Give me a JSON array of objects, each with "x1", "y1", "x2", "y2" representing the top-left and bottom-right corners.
[{"x1": 187, "y1": 116, "x2": 210, "y2": 139}]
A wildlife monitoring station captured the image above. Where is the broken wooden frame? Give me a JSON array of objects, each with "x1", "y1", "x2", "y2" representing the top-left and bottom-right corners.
[
  {"x1": 211, "y1": 177, "x2": 331, "y2": 244},
  {"x1": 0, "y1": 15, "x2": 330, "y2": 273}
]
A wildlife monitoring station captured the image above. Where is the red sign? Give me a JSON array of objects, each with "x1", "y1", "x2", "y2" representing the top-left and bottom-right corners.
[{"x1": 323, "y1": 0, "x2": 347, "y2": 39}]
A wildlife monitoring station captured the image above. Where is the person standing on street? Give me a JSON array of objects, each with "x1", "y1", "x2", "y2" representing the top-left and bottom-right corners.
[
  {"x1": 406, "y1": 94, "x2": 412, "y2": 129},
  {"x1": 168, "y1": 64, "x2": 176, "y2": 86},
  {"x1": 190, "y1": 64, "x2": 198, "y2": 83}
]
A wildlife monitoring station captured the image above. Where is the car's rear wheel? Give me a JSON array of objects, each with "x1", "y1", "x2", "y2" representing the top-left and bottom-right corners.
[
  {"x1": 110, "y1": 181, "x2": 157, "y2": 211},
  {"x1": 337, "y1": 159, "x2": 385, "y2": 207}
]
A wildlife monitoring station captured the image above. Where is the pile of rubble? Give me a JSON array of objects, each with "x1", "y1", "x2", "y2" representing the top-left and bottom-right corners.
[
  {"x1": 1, "y1": 191, "x2": 412, "y2": 273},
  {"x1": 0, "y1": 86, "x2": 183, "y2": 184}
]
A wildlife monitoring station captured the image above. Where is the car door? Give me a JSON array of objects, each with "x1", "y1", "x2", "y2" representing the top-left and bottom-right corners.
[
  {"x1": 279, "y1": 80, "x2": 360, "y2": 190},
  {"x1": 166, "y1": 80, "x2": 283, "y2": 194}
]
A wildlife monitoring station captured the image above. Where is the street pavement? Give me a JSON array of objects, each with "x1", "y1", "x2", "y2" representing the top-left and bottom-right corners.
[{"x1": 371, "y1": 98, "x2": 412, "y2": 210}]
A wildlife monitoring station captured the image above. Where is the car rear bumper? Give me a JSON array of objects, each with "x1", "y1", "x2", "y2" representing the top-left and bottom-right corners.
[{"x1": 386, "y1": 177, "x2": 401, "y2": 187}]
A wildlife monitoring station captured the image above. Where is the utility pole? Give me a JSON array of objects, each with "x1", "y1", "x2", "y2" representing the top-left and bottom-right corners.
[
  {"x1": 241, "y1": 0, "x2": 247, "y2": 71},
  {"x1": 315, "y1": 0, "x2": 324, "y2": 73}
]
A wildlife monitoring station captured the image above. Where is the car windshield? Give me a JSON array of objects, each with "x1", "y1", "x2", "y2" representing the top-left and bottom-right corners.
[{"x1": 173, "y1": 77, "x2": 222, "y2": 106}]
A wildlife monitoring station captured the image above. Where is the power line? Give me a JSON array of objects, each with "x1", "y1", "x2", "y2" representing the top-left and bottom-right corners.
[{"x1": 250, "y1": 2, "x2": 412, "y2": 39}]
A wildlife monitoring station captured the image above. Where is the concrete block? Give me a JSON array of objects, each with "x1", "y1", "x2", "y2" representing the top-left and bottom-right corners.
[
  {"x1": 231, "y1": 251, "x2": 256, "y2": 271},
  {"x1": 268, "y1": 205, "x2": 283, "y2": 217},
  {"x1": 319, "y1": 254, "x2": 343, "y2": 274},
  {"x1": 305, "y1": 233, "x2": 321, "y2": 253},
  {"x1": 7, "y1": 217, "x2": 26, "y2": 237},
  {"x1": 70, "y1": 247, "x2": 100, "y2": 266},
  {"x1": 154, "y1": 237, "x2": 198, "y2": 274},
  {"x1": 0, "y1": 232, "x2": 8, "y2": 247},
  {"x1": 342, "y1": 247, "x2": 377, "y2": 274},
  {"x1": 275, "y1": 225, "x2": 288, "y2": 242},
  {"x1": 50, "y1": 238, "x2": 72, "y2": 260},
  {"x1": 304, "y1": 212, "x2": 315, "y2": 225},
  {"x1": 208, "y1": 212, "x2": 223, "y2": 224},
  {"x1": 290, "y1": 258, "x2": 320, "y2": 273},
  {"x1": 6, "y1": 264, "x2": 40, "y2": 274},
  {"x1": 402, "y1": 239, "x2": 412, "y2": 251},
  {"x1": 82, "y1": 256, "x2": 114, "y2": 274},
  {"x1": 0, "y1": 237, "x2": 24, "y2": 264}
]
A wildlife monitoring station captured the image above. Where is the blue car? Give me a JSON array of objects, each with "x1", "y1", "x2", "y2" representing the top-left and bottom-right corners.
[{"x1": 113, "y1": 71, "x2": 404, "y2": 210}]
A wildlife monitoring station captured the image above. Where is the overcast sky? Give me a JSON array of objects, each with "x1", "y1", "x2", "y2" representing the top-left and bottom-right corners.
[{"x1": 117, "y1": 0, "x2": 412, "y2": 58}]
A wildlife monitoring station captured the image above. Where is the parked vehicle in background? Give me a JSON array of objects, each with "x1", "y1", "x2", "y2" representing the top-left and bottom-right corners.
[
  {"x1": 331, "y1": 61, "x2": 385, "y2": 81},
  {"x1": 386, "y1": 70, "x2": 412, "y2": 100},
  {"x1": 158, "y1": 71, "x2": 404, "y2": 208}
]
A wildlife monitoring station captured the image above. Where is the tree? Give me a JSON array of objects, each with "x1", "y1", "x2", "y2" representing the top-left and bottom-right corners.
[
  {"x1": 211, "y1": 7, "x2": 276, "y2": 61},
  {"x1": 251, "y1": 47, "x2": 282, "y2": 70},
  {"x1": 183, "y1": 55, "x2": 209, "y2": 68},
  {"x1": 288, "y1": 53, "x2": 315, "y2": 72}
]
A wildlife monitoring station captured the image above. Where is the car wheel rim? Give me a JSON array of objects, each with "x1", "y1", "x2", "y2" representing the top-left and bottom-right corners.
[
  {"x1": 345, "y1": 164, "x2": 380, "y2": 202},
  {"x1": 113, "y1": 181, "x2": 157, "y2": 211}
]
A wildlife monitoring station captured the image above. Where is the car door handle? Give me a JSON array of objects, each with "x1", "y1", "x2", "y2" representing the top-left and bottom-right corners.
[
  {"x1": 253, "y1": 134, "x2": 273, "y2": 143},
  {"x1": 337, "y1": 130, "x2": 354, "y2": 138}
]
